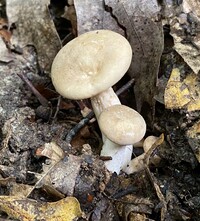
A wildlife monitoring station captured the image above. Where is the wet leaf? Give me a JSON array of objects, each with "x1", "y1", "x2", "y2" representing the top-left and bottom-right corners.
[{"x1": 0, "y1": 196, "x2": 82, "y2": 221}]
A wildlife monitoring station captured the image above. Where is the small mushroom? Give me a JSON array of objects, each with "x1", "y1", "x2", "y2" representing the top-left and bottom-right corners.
[
  {"x1": 99, "y1": 105, "x2": 146, "y2": 145},
  {"x1": 51, "y1": 30, "x2": 133, "y2": 174},
  {"x1": 124, "y1": 135, "x2": 160, "y2": 174},
  {"x1": 98, "y1": 104, "x2": 146, "y2": 173}
]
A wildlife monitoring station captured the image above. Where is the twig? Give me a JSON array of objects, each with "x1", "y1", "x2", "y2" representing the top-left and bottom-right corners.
[
  {"x1": 17, "y1": 72, "x2": 50, "y2": 107},
  {"x1": 52, "y1": 95, "x2": 61, "y2": 120},
  {"x1": 65, "y1": 78, "x2": 135, "y2": 143},
  {"x1": 144, "y1": 134, "x2": 167, "y2": 221}
]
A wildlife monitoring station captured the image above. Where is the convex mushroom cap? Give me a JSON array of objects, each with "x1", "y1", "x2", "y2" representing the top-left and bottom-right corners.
[
  {"x1": 98, "y1": 105, "x2": 146, "y2": 145},
  {"x1": 51, "y1": 30, "x2": 132, "y2": 100}
]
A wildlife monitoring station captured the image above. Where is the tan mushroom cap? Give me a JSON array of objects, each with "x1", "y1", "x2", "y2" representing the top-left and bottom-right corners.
[
  {"x1": 99, "y1": 105, "x2": 146, "y2": 145},
  {"x1": 143, "y1": 136, "x2": 158, "y2": 152},
  {"x1": 51, "y1": 30, "x2": 132, "y2": 100}
]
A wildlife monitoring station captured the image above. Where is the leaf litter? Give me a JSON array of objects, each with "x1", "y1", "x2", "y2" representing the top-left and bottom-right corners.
[{"x1": 0, "y1": 0, "x2": 200, "y2": 220}]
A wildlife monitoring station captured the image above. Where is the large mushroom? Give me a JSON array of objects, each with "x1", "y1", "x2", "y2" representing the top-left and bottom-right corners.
[{"x1": 51, "y1": 30, "x2": 134, "y2": 173}]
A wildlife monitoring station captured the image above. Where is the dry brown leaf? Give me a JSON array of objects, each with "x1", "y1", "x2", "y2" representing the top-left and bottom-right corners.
[
  {"x1": 0, "y1": 18, "x2": 11, "y2": 43},
  {"x1": 6, "y1": 0, "x2": 61, "y2": 72},
  {"x1": 0, "y1": 29, "x2": 11, "y2": 43},
  {"x1": 0, "y1": 196, "x2": 82, "y2": 221}
]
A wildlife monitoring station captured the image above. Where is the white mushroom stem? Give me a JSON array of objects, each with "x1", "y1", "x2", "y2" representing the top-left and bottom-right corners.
[
  {"x1": 91, "y1": 87, "x2": 133, "y2": 174},
  {"x1": 124, "y1": 136, "x2": 160, "y2": 174}
]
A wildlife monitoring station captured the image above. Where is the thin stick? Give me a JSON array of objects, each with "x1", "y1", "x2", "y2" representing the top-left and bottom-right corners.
[
  {"x1": 17, "y1": 72, "x2": 50, "y2": 107},
  {"x1": 65, "y1": 78, "x2": 135, "y2": 143}
]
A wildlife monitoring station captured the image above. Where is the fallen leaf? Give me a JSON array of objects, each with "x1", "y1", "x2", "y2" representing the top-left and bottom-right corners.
[
  {"x1": 6, "y1": 0, "x2": 61, "y2": 72},
  {"x1": 164, "y1": 68, "x2": 190, "y2": 109},
  {"x1": 0, "y1": 196, "x2": 82, "y2": 221},
  {"x1": 164, "y1": 68, "x2": 200, "y2": 111},
  {"x1": 32, "y1": 154, "x2": 82, "y2": 196}
]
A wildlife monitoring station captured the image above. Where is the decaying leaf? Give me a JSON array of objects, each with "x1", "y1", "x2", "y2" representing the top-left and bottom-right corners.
[
  {"x1": 31, "y1": 154, "x2": 82, "y2": 197},
  {"x1": 164, "y1": 68, "x2": 200, "y2": 111},
  {"x1": 6, "y1": 0, "x2": 61, "y2": 72},
  {"x1": 186, "y1": 120, "x2": 200, "y2": 163},
  {"x1": 0, "y1": 196, "x2": 82, "y2": 221}
]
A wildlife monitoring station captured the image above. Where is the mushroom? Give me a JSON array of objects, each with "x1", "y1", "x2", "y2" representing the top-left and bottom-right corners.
[
  {"x1": 124, "y1": 135, "x2": 160, "y2": 174},
  {"x1": 51, "y1": 30, "x2": 133, "y2": 174},
  {"x1": 98, "y1": 104, "x2": 146, "y2": 173}
]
